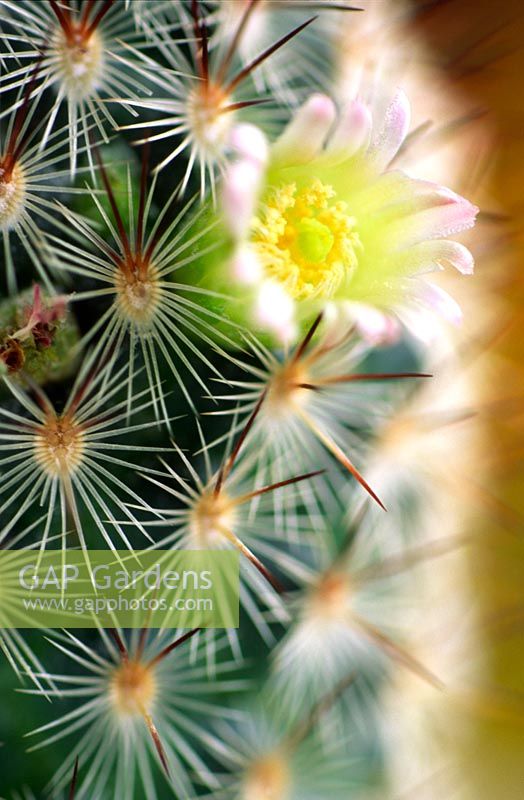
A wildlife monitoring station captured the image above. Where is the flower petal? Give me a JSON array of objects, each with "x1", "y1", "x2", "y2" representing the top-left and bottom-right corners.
[
  {"x1": 255, "y1": 281, "x2": 296, "y2": 343},
  {"x1": 222, "y1": 159, "x2": 263, "y2": 240},
  {"x1": 408, "y1": 240, "x2": 475, "y2": 275},
  {"x1": 339, "y1": 301, "x2": 401, "y2": 345},
  {"x1": 231, "y1": 245, "x2": 262, "y2": 285},
  {"x1": 389, "y1": 187, "x2": 479, "y2": 245},
  {"x1": 368, "y1": 89, "x2": 411, "y2": 170},
  {"x1": 328, "y1": 99, "x2": 372, "y2": 157},
  {"x1": 229, "y1": 123, "x2": 268, "y2": 167},
  {"x1": 419, "y1": 281, "x2": 463, "y2": 325},
  {"x1": 272, "y1": 94, "x2": 336, "y2": 165},
  {"x1": 415, "y1": 191, "x2": 479, "y2": 241}
]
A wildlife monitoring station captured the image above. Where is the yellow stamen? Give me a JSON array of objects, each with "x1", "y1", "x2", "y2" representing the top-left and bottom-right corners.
[{"x1": 252, "y1": 178, "x2": 361, "y2": 300}]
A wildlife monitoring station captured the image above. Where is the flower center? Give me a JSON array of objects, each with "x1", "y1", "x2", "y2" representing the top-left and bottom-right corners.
[
  {"x1": 53, "y1": 26, "x2": 104, "y2": 99},
  {"x1": 186, "y1": 83, "x2": 232, "y2": 156},
  {"x1": 111, "y1": 659, "x2": 157, "y2": 717},
  {"x1": 0, "y1": 161, "x2": 26, "y2": 230},
  {"x1": 251, "y1": 179, "x2": 362, "y2": 300},
  {"x1": 34, "y1": 414, "x2": 85, "y2": 478},
  {"x1": 189, "y1": 491, "x2": 236, "y2": 548},
  {"x1": 114, "y1": 263, "x2": 162, "y2": 328},
  {"x1": 244, "y1": 752, "x2": 291, "y2": 800}
]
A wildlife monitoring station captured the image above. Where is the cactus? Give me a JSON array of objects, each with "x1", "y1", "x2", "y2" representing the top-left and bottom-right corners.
[{"x1": 0, "y1": 2, "x2": 500, "y2": 798}]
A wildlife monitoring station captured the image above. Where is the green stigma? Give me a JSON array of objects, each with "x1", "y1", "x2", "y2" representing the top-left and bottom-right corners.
[{"x1": 296, "y1": 218, "x2": 335, "y2": 263}]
